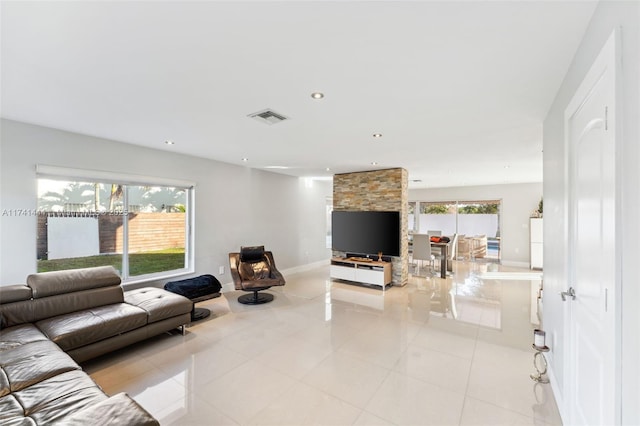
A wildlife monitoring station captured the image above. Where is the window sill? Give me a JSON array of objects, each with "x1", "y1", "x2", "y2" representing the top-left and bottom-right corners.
[{"x1": 121, "y1": 268, "x2": 195, "y2": 288}]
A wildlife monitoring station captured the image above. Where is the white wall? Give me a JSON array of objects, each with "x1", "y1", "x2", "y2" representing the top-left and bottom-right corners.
[
  {"x1": 409, "y1": 182, "x2": 542, "y2": 266},
  {"x1": 543, "y1": 1, "x2": 639, "y2": 424},
  {"x1": 0, "y1": 119, "x2": 332, "y2": 285}
]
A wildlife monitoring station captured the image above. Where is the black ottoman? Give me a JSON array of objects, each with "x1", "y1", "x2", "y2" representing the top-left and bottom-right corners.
[{"x1": 164, "y1": 274, "x2": 222, "y2": 321}]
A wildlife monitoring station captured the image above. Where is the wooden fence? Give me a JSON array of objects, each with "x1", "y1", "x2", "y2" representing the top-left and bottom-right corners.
[{"x1": 37, "y1": 212, "x2": 185, "y2": 260}]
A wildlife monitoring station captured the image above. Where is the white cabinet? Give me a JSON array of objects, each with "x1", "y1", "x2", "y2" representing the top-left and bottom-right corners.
[
  {"x1": 330, "y1": 264, "x2": 357, "y2": 281},
  {"x1": 330, "y1": 258, "x2": 392, "y2": 289},
  {"x1": 530, "y1": 218, "x2": 543, "y2": 269}
]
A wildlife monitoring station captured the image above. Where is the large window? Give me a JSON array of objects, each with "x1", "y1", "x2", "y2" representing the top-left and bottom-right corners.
[
  {"x1": 457, "y1": 201, "x2": 499, "y2": 237},
  {"x1": 419, "y1": 201, "x2": 457, "y2": 235},
  {"x1": 408, "y1": 199, "x2": 501, "y2": 259},
  {"x1": 37, "y1": 174, "x2": 193, "y2": 282},
  {"x1": 326, "y1": 197, "x2": 333, "y2": 249}
]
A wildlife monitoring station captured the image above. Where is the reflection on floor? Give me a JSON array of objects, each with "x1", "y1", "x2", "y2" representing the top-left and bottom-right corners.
[{"x1": 83, "y1": 260, "x2": 561, "y2": 425}]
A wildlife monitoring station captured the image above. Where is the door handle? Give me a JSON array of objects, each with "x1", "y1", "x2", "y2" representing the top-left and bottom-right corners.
[{"x1": 560, "y1": 287, "x2": 576, "y2": 301}]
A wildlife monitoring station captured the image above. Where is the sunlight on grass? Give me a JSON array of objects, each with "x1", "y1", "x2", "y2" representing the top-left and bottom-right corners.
[{"x1": 37, "y1": 248, "x2": 185, "y2": 276}]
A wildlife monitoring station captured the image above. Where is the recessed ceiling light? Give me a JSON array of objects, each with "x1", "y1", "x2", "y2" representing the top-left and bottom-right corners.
[
  {"x1": 311, "y1": 92, "x2": 324, "y2": 99},
  {"x1": 241, "y1": 158, "x2": 248, "y2": 162},
  {"x1": 371, "y1": 161, "x2": 378, "y2": 166},
  {"x1": 164, "y1": 140, "x2": 174, "y2": 145},
  {"x1": 372, "y1": 133, "x2": 382, "y2": 138},
  {"x1": 264, "y1": 166, "x2": 289, "y2": 169},
  {"x1": 325, "y1": 167, "x2": 331, "y2": 172},
  {"x1": 504, "y1": 165, "x2": 510, "y2": 169}
]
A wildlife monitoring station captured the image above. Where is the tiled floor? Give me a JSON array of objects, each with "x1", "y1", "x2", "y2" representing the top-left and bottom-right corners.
[{"x1": 83, "y1": 260, "x2": 562, "y2": 425}]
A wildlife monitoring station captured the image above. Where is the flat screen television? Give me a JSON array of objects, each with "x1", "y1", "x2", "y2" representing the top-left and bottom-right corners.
[{"x1": 331, "y1": 211, "x2": 400, "y2": 257}]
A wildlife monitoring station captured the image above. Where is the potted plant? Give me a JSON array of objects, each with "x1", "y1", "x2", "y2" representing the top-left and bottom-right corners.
[{"x1": 531, "y1": 198, "x2": 543, "y2": 218}]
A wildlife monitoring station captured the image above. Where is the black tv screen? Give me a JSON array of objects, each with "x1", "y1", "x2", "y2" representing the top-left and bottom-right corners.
[{"x1": 331, "y1": 211, "x2": 400, "y2": 257}]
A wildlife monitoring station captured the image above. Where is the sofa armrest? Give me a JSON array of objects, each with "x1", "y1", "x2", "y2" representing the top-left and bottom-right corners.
[{"x1": 62, "y1": 392, "x2": 159, "y2": 426}]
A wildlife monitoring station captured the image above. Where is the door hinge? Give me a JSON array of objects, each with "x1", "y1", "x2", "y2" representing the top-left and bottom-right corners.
[{"x1": 605, "y1": 106, "x2": 608, "y2": 130}]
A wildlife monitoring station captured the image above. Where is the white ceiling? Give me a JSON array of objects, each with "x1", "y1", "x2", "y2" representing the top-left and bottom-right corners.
[{"x1": 1, "y1": 1, "x2": 597, "y2": 188}]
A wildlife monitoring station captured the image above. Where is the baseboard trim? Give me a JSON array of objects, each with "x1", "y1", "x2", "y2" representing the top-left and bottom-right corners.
[
  {"x1": 281, "y1": 259, "x2": 329, "y2": 276},
  {"x1": 547, "y1": 361, "x2": 567, "y2": 424},
  {"x1": 500, "y1": 260, "x2": 531, "y2": 269}
]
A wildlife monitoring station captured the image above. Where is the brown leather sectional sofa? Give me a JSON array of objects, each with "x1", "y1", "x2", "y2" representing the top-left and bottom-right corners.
[{"x1": 0, "y1": 266, "x2": 193, "y2": 425}]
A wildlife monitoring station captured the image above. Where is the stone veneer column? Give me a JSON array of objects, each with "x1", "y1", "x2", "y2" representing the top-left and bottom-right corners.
[{"x1": 332, "y1": 168, "x2": 408, "y2": 286}]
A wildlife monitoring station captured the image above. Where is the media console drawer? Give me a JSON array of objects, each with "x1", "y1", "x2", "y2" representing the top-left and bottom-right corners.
[
  {"x1": 330, "y1": 264, "x2": 357, "y2": 281},
  {"x1": 329, "y1": 257, "x2": 392, "y2": 289},
  {"x1": 356, "y1": 268, "x2": 387, "y2": 285}
]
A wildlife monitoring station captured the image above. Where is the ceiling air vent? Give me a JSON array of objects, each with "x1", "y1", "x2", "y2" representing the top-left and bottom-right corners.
[{"x1": 248, "y1": 109, "x2": 289, "y2": 125}]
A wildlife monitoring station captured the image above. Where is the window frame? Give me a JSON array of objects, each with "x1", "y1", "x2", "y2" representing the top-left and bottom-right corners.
[{"x1": 36, "y1": 165, "x2": 195, "y2": 285}]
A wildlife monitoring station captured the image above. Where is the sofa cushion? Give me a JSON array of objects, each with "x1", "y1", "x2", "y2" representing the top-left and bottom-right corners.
[
  {"x1": 2, "y1": 418, "x2": 37, "y2": 426},
  {"x1": 35, "y1": 303, "x2": 148, "y2": 351},
  {"x1": 63, "y1": 392, "x2": 160, "y2": 426},
  {"x1": 13, "y1": 369, "x2": 107, "y2": 424},
  {"x1": 0, "y1": 299, "x2": 35, "y2": 330},
  {"x1": 0, "y1": 324, "x2": 49, "y2": 350},
  {"x1": 0, "y1": 285, "x2": 32, "y2": 304},
  {"x1": 0, "y1": 286, "x2": 32, "y2": 330},
  {"x1": 0, "y1": 340, "x2": 80, "y2": 394},
  {"x1": 30, "y1": 285, "x2": 124, "y2": 324},
  {"x1": 0, "y1": 394, "x2": 32, "y2": 424},
  {"x1": 0, "y1": 367, "x2": 8, "y2": 398},
  {"x1": 27, "y1": 266, "x2": 121, "y2": 298},
  {"x1": 125, "y1": 287, "x2": 193, "y2": 324}
]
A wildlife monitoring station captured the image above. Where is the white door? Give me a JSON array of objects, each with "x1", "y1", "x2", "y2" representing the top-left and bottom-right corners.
[{"x1": 565, "y1": 31, "x2": 618, "y2": 425}]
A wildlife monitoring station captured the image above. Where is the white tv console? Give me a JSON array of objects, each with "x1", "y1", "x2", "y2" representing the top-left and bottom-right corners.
[{"x1": 330, "y1": 257, "x2": 392, "y2": 289}]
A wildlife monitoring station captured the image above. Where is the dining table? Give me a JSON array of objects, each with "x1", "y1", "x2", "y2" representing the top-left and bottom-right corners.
[{"x1": 430, "y1": 242, "x2": 448, "y2": 278}]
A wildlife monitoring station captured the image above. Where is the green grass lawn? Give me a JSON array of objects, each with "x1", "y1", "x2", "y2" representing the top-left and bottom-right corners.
[{"x1": 37, "y1": 248, "x2": 185, "y2": 276}]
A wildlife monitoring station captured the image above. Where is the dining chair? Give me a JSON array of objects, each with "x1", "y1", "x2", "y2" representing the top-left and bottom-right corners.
[
  {"x1": 446, "y1": 233, "x2": 458, "y2": 272},
  {"x1": 457, "y1": 235, "x2": 471, "y2": 260},
  {"x1": 411, "y1": 234, "x2": 434, "y2": 276}
]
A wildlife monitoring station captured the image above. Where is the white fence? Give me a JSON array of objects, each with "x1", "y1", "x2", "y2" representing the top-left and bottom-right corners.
[
  {"x1": 47, "y1": 217, "x2": 100, "y2": 259},
  {"x1": 408, "y1": 213, "x2": 499, "y2": 237}
]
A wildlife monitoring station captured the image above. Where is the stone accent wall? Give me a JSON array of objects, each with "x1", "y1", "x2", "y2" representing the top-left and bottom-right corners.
[{"x1": 333, "y1": 168, "x2": 408, "y2": 286}]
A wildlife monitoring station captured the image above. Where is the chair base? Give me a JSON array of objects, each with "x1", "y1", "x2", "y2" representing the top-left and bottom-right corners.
[
  {"x1": 238, "y1": 291, "x2": 274, "y2": 305},
  {"x1": 191, "y1": 307, "x2": 211, "y2": 321}
]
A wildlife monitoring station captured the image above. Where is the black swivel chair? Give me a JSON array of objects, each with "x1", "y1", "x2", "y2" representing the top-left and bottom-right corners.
[{"x1": 229, "y1": 246, "x2": 285, "y2": 305}]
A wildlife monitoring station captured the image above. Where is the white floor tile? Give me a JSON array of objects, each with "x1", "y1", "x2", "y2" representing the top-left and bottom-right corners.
[
  {"x1": 96, "y1": 368, "x2": 188, "y2": 419},
  {"x1": 366, "y1": 371, "x2": 465, "y2": 425},
  {"x1": 302, "y1": 351, "x2": 391, "y2": 409},
  {"x1": 466, "y1": 353, "x2": 547, "y2": 419},
  {"x1": 353, "y1": 410, "x2": 396, "y2": 426},
  {"x1": 411, "y1": 326, "x2": 477, "y2": 360},
  {"x1": 258, "y1": 335, "x2": 334, "y2": 380},
  {"x1": 247, "y1": 382, "x2": 361, "y2": 425},
  {"x1": 394, "y1": 343, "x2": 472, "y2": 393},
  {"x1": 147, "y1": 340, "x2": 251, "y2": 388},
  {"x1": 200, "y1": 359, "x2": 296, "y2": 424},
  {"x1": 157, "y1": 393, "x2": 239, "y2": 426},
  {"x1": 460, "y1": 396, "x2": 538, "y2": 425},
  {"x1": 84, "y1": 260, "x2": 561, "y2": 426}
]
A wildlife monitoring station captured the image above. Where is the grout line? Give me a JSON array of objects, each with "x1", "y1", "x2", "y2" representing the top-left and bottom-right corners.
[{"x1": 458, "y1": 323, "x2": 480, "y2": 425}]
